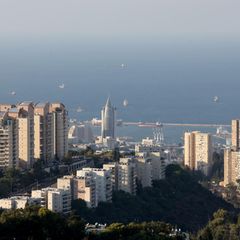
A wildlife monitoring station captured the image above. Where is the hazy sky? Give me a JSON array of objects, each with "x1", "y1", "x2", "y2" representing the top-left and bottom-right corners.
[
  {"x1": 0, "y1": 0, "x2": 240, "y2": 125},
  {"x1": 0, "y1": 0, "x2": 240, "y2": 42}
]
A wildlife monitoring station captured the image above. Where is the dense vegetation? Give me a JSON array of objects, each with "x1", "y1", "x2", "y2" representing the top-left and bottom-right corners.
[
  {"x1": 196, "y1": 209, "x2": 240, "y2": 240},
  {"x1": 0, "y1": 206, "x2": 85, "y2": 239},
  {"x1": 89, "y1": 222, "x2": 186, "y2": 240},
  {"x1": 209, "y1": 151, "x2": 224, "y2": 182},
  {"x1": 72, "y1": 164, "x2": 235, "y2": 232},
  {"x1": 0, "y1": 207, "x2": 183, "y2": 240},
  {"x1": 0, "y1": 161, "x2": 51, "y2": 198}
]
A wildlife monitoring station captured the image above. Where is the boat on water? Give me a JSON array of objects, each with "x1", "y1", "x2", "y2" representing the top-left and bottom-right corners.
[
  {"x1": 123, "y1": 99, "x2": 129, "y2": 107},
  {"x1": 121, "y1": 63, "x2": 127, "y2": 68},
  {"x1": 59, "y1": 83, "x2": 65, "y2": 89},
  {"x1": 76, "y1": 106, "x2": 84, "y2": 113},
  {"x1": 213, "y1": 96, "x2": 219, "y2": 103}
]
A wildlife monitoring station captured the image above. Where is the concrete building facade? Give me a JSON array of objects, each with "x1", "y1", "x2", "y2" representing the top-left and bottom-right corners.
[
  {"x1": 50, "y1": 103, "x2": 68, "y2": 161},
  {"x1": 57, "y1": 175, "x2": 97, "y2": 208},
  {"x1": 224, "y1": 120, "x2": 240, "y2": 186},
  {"x1": 16, "y1": 102, "x2": 35, "y2": 168},
  {"x1": 73, "y1": 177, "x2": 96, "y2": 208},
  {"x1": 0, "y1": 196, "x2": 40, "y2": 210},
  {"x1": 0, "y1": 111, "x2": 19, "y2": 168},
  {"x1": 184, "y1": 131, "x2": 212, "y2": 175},
  {"x1": 34, "y1": 102, "x2": 54, "y2": 163},
  {"x1": 77, "y1": 168, "x2": 112, "y2": 205},
  {"x1": 118, "y1": 158, "x2": 137, "y2": 195},
  {"x1": 135, "y1": 157, "x2": 152, "y2": 187},
  {"x1": 31, "y1": 187, "x2": 71, "y2": 214}
]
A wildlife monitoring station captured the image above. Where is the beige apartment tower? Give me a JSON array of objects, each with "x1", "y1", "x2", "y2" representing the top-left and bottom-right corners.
[
  {"x1": 50, "y1": 103, "x2": 68, "y2": 161},
  {"x1": 224, "y1": 119, "x2": 240, "y2": 186},
  {"x1": 0, "y1": 111, "x2": 19, "y2": 168},
  {"x1": 232, "y1": 120, "x2": 240, "y2": 151},
  {"x1": 15, "y1": 102, "x2": 35, "y2": 168},
  {"x1": 35, "y1": 102, "x2": 68, "y2": 162},
  {"x1": 0, "y1": 101, "x2": 68, "y2": 169},
  {"x1": 34, "y1": 102, "x2": 54, "y2": 162},
  {"x1": 223, "y1": 149, "x2": 240, "y2": 186},
  {"x1": 184, "y1": 132, "x2": 196, "y2": 170},
  {"x1": 184, "y1": 131, "x2": 212, "y2": 175}
]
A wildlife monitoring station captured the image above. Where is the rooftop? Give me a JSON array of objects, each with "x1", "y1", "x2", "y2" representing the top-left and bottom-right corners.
[{"x1": 35, "y1": 102, "x2": 49, "y2": 108}]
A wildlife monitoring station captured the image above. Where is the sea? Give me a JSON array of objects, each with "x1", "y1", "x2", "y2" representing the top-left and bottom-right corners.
[{"x1": 0, "y1": 38, "x2": 239, "y2": 143}]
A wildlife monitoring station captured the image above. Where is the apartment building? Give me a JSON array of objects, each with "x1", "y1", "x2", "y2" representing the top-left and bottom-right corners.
[
  {"x1": 31, "y1": 187, "x2": 71, "y2": 214},
  {"x1": 0, "y1": 101, "x2": 68, "y2": 169},
  {"x1": 0, "y1": 196, "x2": 40, "y2": 210},
  {"x1": 103, "y1": 162, "x2": 118, "y2": 190},
  {"x1": 57, "y1": 174, "x2": 96, "y2": 208},
  {"x1": 34, "y1": 102, "x2": 54, "y2": 163},
  {"x1": 73, "y1": 176, "x2": 96, "y2": 208},
  {"x1": 16, "y1": 102, "x2": 35, "y2": 168},
  {"x1": 224, "y1": 120, "x2": 240, "y2": 186},
  {"x1": 184, "y1": 131, "x2": 212, "y2": 175},
  {"x1": 50, "y1": 103, "x2": 68, "y2": 161},
  {"x1": 0, "y1": 111, "x2": 19, "y2": 168},
  {"x1": 77, "y1": 168, "x2": 112, "y2": 204},
  {"x1": 135, "y1": 156, "x2": 153, "y2": 187},
  {"x1": 118, "y1": 158, "x2": 137, "y2": 195}
]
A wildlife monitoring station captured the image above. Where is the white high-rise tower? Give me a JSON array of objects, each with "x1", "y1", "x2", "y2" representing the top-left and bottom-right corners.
[{"x1": 101, "y1": 97, "x2": 116, "y2": 139}]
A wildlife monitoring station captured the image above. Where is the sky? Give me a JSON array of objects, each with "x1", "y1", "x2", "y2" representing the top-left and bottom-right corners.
[
  {"x1": 0, "y1": 0, "x2": 240, "y2": 43},
  {"x1": 0, "y1": 0, "x2": 240, "y2": 127}
]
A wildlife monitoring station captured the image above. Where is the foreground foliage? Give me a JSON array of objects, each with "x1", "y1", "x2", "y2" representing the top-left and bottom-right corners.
[
  {"x1": 0, "y1": 161, "x2": 50, "y2": 197},
  {"x1": 196, "y1": 209, "x2": 240, "y2": 240},
  {"x1": 89, "y1": 222, "x2": 186, "y2": 240},
  {"x1": 0, "y1": 206, "x2": 85, "y2": 240},
  {"x1": 0, "y1": 207, "x2": 184, "y2": 240}
]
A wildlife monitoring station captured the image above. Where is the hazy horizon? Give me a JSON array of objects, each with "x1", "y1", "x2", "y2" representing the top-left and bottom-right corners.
[
  {"x1": 1, "y1": 0, "x2": 240, "y2": 141},
  {"x1": 0, "y1": 0, "x2": 240, "y2": 40}
]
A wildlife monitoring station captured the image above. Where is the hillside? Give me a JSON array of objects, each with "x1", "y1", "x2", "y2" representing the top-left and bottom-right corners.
[{"x1": 72, "y1": 165, "x2": 236, "y2": 232}]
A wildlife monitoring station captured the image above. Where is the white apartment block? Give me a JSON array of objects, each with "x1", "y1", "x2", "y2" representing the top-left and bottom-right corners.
[
  {"x1": 0, "y1": 196, "x2": 40, "y2": 210},
  {"x1": 57, "y1": 175, "x2": 73, "y2": 191},
  {"x1": 103, "y1": 162, "x2": 118, "y2": 190},
  {"x1": 135, "y1": 151, "x2": 166, "y2": 181},
  {"x1": 104, "y1": 158, "x2": 149, "y2": 193},
  {"x1": 77, "y1": 168, "x2": 112, "y2": 205},
  {"x1": 31, "y1": 187, "x2": 71, "y2": 214},
  {"x1": 73, "y1": 177, "x2": 96, "y2": 208},
  {"x1": 149, "y1": 152, "x2": 166, "y2": 180},
  {"x1": 118, "y1": 158, "x2": 137, "y2": 195},
  {"x1": 135, "y1": 157, "x2": 153, "y2": 187},
  {"x1": 57, "y1": 175, "x2": 97, "y2": 208}
]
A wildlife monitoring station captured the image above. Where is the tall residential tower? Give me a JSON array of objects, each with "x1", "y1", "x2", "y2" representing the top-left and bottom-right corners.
[
  {"x1": 184, "y1": 131, "x2": 213, "y2": 175},
  {"x1": 224, "y1": 119, "x2": 240, "y2": 186}
]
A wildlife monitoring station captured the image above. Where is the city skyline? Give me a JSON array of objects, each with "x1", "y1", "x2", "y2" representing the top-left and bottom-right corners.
[{"x1": 1, "y1": 1, "x2": 240, "y2": 239}]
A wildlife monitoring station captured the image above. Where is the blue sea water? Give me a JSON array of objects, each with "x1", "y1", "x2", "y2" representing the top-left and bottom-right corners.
[{"x1": 0, "y1": 38, "x2": 239, "y2": 142}]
